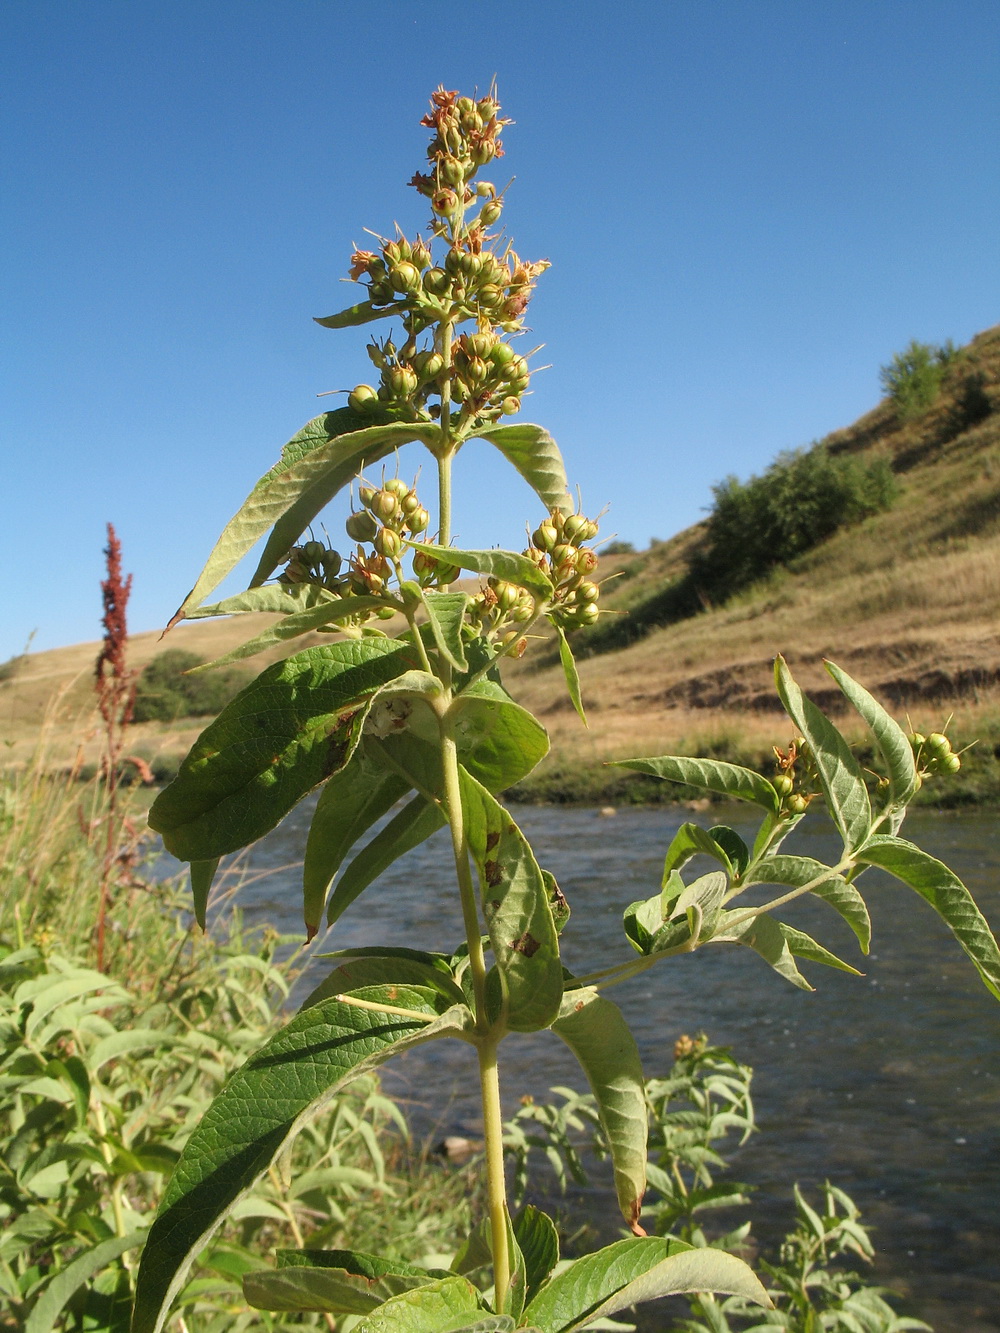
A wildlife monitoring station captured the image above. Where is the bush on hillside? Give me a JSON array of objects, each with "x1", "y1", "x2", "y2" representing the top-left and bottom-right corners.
[
  {"x1": 690, "y1": 445, "x2": 898, "y2": 604},
  {"x1": 880, "y1": 338, "x2": 957, "y2": 420},
  {"x1": 132, "y1": 649, "x2": 246, "y2": 722}
]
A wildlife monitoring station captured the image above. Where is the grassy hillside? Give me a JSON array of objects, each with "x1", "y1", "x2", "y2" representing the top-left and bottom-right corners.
[{"x1": 5, "y1": 324, "x2": 1000, "y2": 804}]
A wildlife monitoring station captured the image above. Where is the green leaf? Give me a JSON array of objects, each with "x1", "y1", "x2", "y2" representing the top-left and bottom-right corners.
[
  {"x1": 610, "y1": 755, "x2": 779, "y2": 814},
  {"x1": 314, "y1": 299, "x2": 408, "y2": 328},
  {"x1": 131, "y1": 988, "x2": 474, "y2": 1333},
  {"x1": 421, "y1": 591, "x2": 469, "y2": 671},
  {"x1": 354, "y1": 1276, "x2": 484, "y2": 1333},
  {"x1": 408, "y1": 541, "x2": 553, "y2": 601},
  {"x1": 26, "y1": 1230, "x2": 145, "y2": 1333},
  {"x1": 452, "y1": 681, "x2": 550, "y2": 791},
  {"x1": 751, "y1": 854, "x2": 871, "y2": 953},
  {"x1": 623, "y1": 894, "x2": 664, "y2": 955},
  {"x1": 552, "y1": 989, "x2": 647, "y2": 1231},
  {"x1": 523, "y1": 1237, "x2": 686, "y2": 1333},
  {"x1": 824, "y1": 659, "x2": 920, "y2": 811},
  {"x1": 244, "y1": 1249, "x2": 439, "y2": 1313},
  {"x1": 857, "y1": 835, "x2": 1000, "y2": 1000},
  {"x1": 714, "y1": 910, "x2": 813, "y2": 991},
  {"x1": 300, "y1": 952, "x2": 466, "y2": 1011},
  {"x1": 149, "y1": 638, "x2": 415, "y2": 862},
  {"x1": 303, "y1": 750, "x2": 410, "y2": 935},
  {"x1": 189, "y1": 859, "x2": 220, "y2": 931},
  {"x1": 778, "y1": 923, "x2": 862, "y2": 975},
  {"x1": 473, "y1": 423, "x2": 573, "y2": 516},
  {"x1": 709, "y1": 825, "x2": 750, "y2": 876},
  {"x1": 328, "y1": 793, "x2": 445, "y2": 927},
  {"x1": 172, "y1": 411, "x2": 435, "y2": 619},
  {"x1": 581, "y1": 1247, "x2": 770, "y2": 1328},
  {"x1": 185, "y1": 583, "x2": 334, "y2": 618},
  {"x1": 460, "y1": 770, "x2": 562, "y2": 1032},
  {"x1": 774, "y1": 656, "x2": 871, "y2": 853},
  {"x1": 513, "y1": 1207, "x2": 560, "y2": 1305},
  {"x1": 191, "y1": 597, "x2": 387, "y2": 670},
  {"x1": 662, "y1": 824, "x2": 735, "y2": 880},
  {"x1": 669, "y1": 871, "x2": 728, "y2": 938},
  {"x1": 554, "y1": 624, "x2": 586, "y2": 725}
]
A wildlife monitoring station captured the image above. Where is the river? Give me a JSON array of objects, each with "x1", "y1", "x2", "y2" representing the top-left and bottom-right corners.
[{"x1": 214, "y1": 799, "x2": 1000, "y2": 1332}]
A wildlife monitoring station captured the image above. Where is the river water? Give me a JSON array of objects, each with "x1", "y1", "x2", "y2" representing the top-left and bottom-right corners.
[{"x1": 213, "y1": 800, "x2": 1000, "y2": 1332}]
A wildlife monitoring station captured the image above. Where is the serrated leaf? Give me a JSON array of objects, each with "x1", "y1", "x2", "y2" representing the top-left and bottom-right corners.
[
  {"x1": 825, "y1": 659, "x2": 920, "y2": 811},
  {"x1": 149, "y1": 638, "x2": 415, "y2": 863},
  {"x1": 460, "y1": 770, "x2": 562, "y2": 1032},
  {"x1": 314, "y1": 299, "x2": 409, "y2": 328},
  {"x1": 857, "y1": 835, "x2": 1000, "y2": 1000},
  {"x1": 552, "y1": 989, "x2": 647, "y2": 1230},
  {"x1": 191, "y1": 597, "x2": 387, "y2": 670},
  {"x1": 714, "y1": 911, "x2": 813, "y2": 991},
  {"x1": 189, "y1": 859, "x2": 220, "y2": 931},
  {"x1": 26, "y1": 1230, "x2": 146, "y2": 1333},
  {"x1": 752, "y1": 854, "x2": 871, "y2": 953},
  {"x1": 513, "y1": 1207, "x2": 560, "y2": 1304},
  {"x1": 421, "y1": 591, "x2": 469, "y2": 671},
  {"x1": 774, "y1": 656, "x2": 871, "y2": 853},
  {"x1": 244, "y1": 1248, "x2": 438, "y2": 1313},
  {"x1": 610, "y1": 755, "x2": 779, "y2": 814},
  {"x1": 130, "y1": 989, "x2": 474, "y2": 1333},
  {"x1": 408, "y1": 542, "x2": 553, "y2": 601},
  {"x1": 172, "y1": 412, "x2": 435, "y2": 619},
  {"x1": 554, "y1": 624, "x2": 586, "y2": 724},
  {"x1": 474, "y1": 423, "x2": 573, "y2": 515},
  {"x1": 355, "y1": 1276, "x2": 483, "y2": 1333},
  {"x1": 662, "y1": 824, "x2": 734, "y2": 881},
  {"x1": 303, "y1": 750, "x2": 410, "y2": 935}
]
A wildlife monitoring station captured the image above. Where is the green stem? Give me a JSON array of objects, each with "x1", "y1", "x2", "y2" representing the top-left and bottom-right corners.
[
  {"x1": 437, "y1": 449, "x2": 453, "y2": 551},
  {"x1": 439, "y1": 715, "x2": 511, "y2": 1312}
]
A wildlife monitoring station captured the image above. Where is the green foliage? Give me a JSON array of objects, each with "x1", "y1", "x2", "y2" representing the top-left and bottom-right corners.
[
  {"x1": 690, "y1": 446, "x2": 898, "y2": 604},
  {"x1": 131, "y1": 649, "x2": 246, "y2": 723},
  {"x1": 880, "y1": 338, "x2": 956, "y2": 421}
]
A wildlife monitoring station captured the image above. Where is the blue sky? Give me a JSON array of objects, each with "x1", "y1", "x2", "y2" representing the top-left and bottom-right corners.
[{"x1": 3, "y1": 0, "x2": 998, "y2": 661}]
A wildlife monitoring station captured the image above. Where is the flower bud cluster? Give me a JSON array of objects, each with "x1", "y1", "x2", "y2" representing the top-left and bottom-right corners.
[
  {"x1": 524, "y1": 510, "x2": 603, "y2": 630},
  {"x1": 771, "y1": 738, "x2": 818, "y2": 816},
  {"x1": 279, "y1": 540, "x2": 344, "y2": 592},
  {"x1": 909, "y1": 730, "x2": 962, "y2": 778},
  {"x1": 345, "y1": 478, "x2": 429, "y2": 598},
  {"x1": 467, "y1": 577, "x2": 535, "y2": 655}
]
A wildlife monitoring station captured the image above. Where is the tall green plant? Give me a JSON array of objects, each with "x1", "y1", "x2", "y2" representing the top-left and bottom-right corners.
[{"x1": 132, "y1": 89, "x2": 1000, "y2": 1333}]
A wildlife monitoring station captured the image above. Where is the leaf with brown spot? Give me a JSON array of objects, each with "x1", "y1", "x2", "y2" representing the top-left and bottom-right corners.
[{"x1": 511, "y1": 932, "x2": 541, "y2": 957}]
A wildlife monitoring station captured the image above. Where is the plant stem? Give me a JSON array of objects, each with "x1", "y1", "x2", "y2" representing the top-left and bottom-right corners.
[
  {"x1": 438, "y1": 449, "x2": 453, "y2": 550},
  {"x1": 439, "y1": 717, "x2": 511, "y2": 1312}
]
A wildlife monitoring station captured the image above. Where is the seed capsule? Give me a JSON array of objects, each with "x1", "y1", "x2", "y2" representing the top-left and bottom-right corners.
[
  {"x1": 577, "y1": 602, "x2": 600, "y2": 626},
  {"x1": 501, "y1": 396, "x2": 521, "y2": 416},
  {"x1": 480, "y1": 200, "x2": 502, "y2": 226},
  {"x1": 389, "y1": 262, "x2": 420, "y2": 293},
  {"x1": 374, "y1": 528, "x2": 403, "y2": 560},
  {"x1": 376, "y1": 606, "x2": 396, "y2": 620},
  {"x1": 562, "y1": 514, "x2": 588, "y2": 545},
  {"x1": 575, "y1": 549, "x2": 599, "y2": 576},
  {"x1": 372, "y1": 489, "x2": 400, "y2": 523},
  {"x1": 348, "y1": 384, "x2": 379, "y2": 414},
  {"x1": 383, "y1": 477, "x2": 409, "y2": 497},
  {"x1": 532, "y1": 523, "x2": 558, "y2": 552},
  {"x1": 405, "y1": 506, "x2": 430, "y2": 534},
  {"x1": 925, "y1": 732, "x2": 952, "y2": 755},
  {"x1": 386, "y1": 366, "x2": 418, "y2": 399},
  {"x1": 302, "y1": 540, "x2": 325, "y2": 566},
  {"x1": 346, "y1": 511, "x2": 378, "y2": 543},
  {"x1": 423, "y1": 267, "x2": 450, "y2": 296},
  {"x1": 578, "y1": 581, "x2": 600, "y2": 603},
  {"x1": 788, "y1": 794, "x2": 808, "y2": 815},
  {"x1": 773, "y1": 774, "x2": 794, "y2": 797},
  {"x1": 321, "y1": 550, "x2": 343, "y2": 579},
  {"x1": 942, "y1": 752, "x2": 962, "y2": 773}
]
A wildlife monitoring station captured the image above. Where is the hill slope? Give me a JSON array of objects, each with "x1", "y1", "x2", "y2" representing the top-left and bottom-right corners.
[{"x1": 5, "y1": 325, "x2": 1000, "y2": 803}]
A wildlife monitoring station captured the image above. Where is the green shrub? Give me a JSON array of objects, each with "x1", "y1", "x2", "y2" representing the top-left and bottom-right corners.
[
  {"x1": 879, "y1": 338, "x2": 956, "y2": 420},
  {"x1": 690, "y1": 445, "x2": 897, "y2": 603},
  {"x1": 132, "y1": 649, "x2": 246, "y2": 723}
]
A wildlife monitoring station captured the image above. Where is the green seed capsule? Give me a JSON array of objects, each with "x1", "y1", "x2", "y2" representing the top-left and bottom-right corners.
[
  {"x1": 372, "y1": 489, "x2": 399, "y2": 523},
  {"x1": 909, "y1": 732, "x2": 926, "y2": 749},
  {"x1": 501, "y1": 396, "x2": 521, "y2": 416},
  {"x1": 321, "y1": 550, "x2": 342, "y2": 579},
  {"x1": 386, "y1": 366, "x2": 418, "y2": 398},
  {"x1": 302, "y1": 540, "x2": 325, "y2": 566},
  {"x1": 480, "y1": 200, "x2": 502, "y2": 226},
  {"x1": 477, "y1": 284, "x2": 504, "y2": 309},
  {"x1": 942, "y1": 752, "x2": 962, "y2": 773},
  {"x1": 773, "y1": 774, "x2": 794, "y2": 796},
  {"x1": 423, "y1": 267, "x2": 450, "y2": 295},
  {"x1": 346, "y1": 511, "x2": 378, "y2": 543},
  {"x1": 562, "y1": 514, "x2": 588, "y2": 544},
  {"x1": 788, "y1": 794, "x2": 808, "y2": 815},
  {"x1": 374, "y1": 528, "x2": 403, "y2": 560},
  {"x1": 376, "y1": 605, "x2": 397, "y2": 620},
  {"x1": 382, "y1": 477, "x2": 409, "y2": 497},
  {"x1": 578, "y1": 581, "x2": 600, "y2": 603},
  {"x1": 577, "y1": 602, "x2": 600, "y2": 626},
  {"x1": 405, "y1": 507, "x2": 430, "y2": 534},
  {"x1": 348, "y1": 384, "x2": 379, "y2": 413},
  {"x1": 421, "y1": 352, "x2": 445, "y2": 380},
  {"x1": 389, "y1": 261, "x2": 420, "y2": 293},
  {"x1": 532, "y1": 522, "x2": 558, "y2": 552},
  {"x1": 575, "y1": 548, "x2": 599, "y2": 575},
  {"x1": 925, "y1": 732, "x2": 952, "y2": 755}
]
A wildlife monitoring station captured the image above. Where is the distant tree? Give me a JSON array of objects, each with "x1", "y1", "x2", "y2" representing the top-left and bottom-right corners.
[
  {"x1": 880, "y1": 338, "x2": 956, "y2": 420},
  {"x1": 133, "y1": 649, "x2": 246, "y2": 723}
]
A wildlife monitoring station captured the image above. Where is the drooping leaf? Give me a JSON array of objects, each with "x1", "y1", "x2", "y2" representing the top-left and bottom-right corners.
[
  {"x1": 130, "y1": 988, "x2": 474, "y2": 1333},
  {"x1": 513, "y1": 1207, "x2": 560, "y2": 1305},
  {"x1": 327, "y1": 793, "x2": 445, "y2": 927},
  {"x1": 149, "y1": 639, "x2": 415, "y2": 862},
  {"x1": 523, "y1": 1237, "x2": 687, "y2": 1333},
  {"x1": 669, "y1": 871, "x2": 728, "y2": 943},
  {"x1": 752, "y1": 854, "x2": 871, "y2": 953},
  {"x1": 709, "y1": 825, "x2": 750, "y2": 876},
  {"x1": 185, "y1": 583, "x2": 334, "y2": 618},
  {"x1": 354, "y1": 1276, "x2": 484, "y2": 1333},
  {"x1": 408, "y1": 541, "x2": 553, "y2": 601},
  {"x1": 551, "y1": 988, "x2": 647, "y2": 1231},
  {"x1": 26, "y1": 1230, "x2": 146, "y2": 1333},
  {"x1": 303, "y1": 750, "x2": 410, "y2": 935},
  {"x1": 189, "y1": 859, "x2": 220, "y2": 931},
  {"x1": 474, "y1": 423, "x2": 573, "y2": 515},
  {"x1": 824, "y1": 659, "x2": 920, "y2": 812},
  {"x1": 244, "y1": 1252, "x2": 437, "y2": 1313},
  {"x1": 460, "y1": 770, "x2": 562, "y2": 1032},
  {"x1": 451, "y1": 681, "x2": 550, "y2": 791},
  {"x1": 778, "y1": 923, "x2": 863, "y2": 975},
  {"x1": 857, "y1": 835, "x2": 1000, "y2": 1000},
  {"x1": 579, "y1": 1248, "x2": 770, "y2": 1329},
  {"x1": 662, "y1": 823, "x2": 735, "y2": 881},
  {"x1": 554, "y1": 624, "x2": 586, "y2": 725},
  {"x1": 610, "y1": 755, "x2": 780, "y2": 814},
  {"x1": 190, "y1": 597, "x2": 387, "y2": 670},
  {"x1": 774, "y1": 657, "x2": 871, "y2": 853},
  {"x1": 172, "y1": 411, "x2": 436, "y2": 619},
  {"x1": 421, "y1": 591, "x2": 469, "y2": 671},
  {"x1": 314, "y1": 299, "x2": 408, "y2": 329},
  {"x1": 714, "y1": 910, "x2": 813, "y2": 991}
]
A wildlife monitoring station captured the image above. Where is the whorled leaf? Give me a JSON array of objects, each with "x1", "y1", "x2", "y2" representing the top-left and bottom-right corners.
[
  {"x1": 774, "y1": 656, "x2": 871, "y2": 854},
  {"x1": 825, "y1": 659, "x2": 920, "y2": 813},
  {"x1": 149, "y1": 639, "x2": 415, "y2": 863},
  {"x1": 460, "y1": 770, "x2": 562, "y2": 1032},
  {"x1": 473, "y1": 422, "x2": 573, "y2": 516},
  {"x1": 130, "y1": 986, "x2": 474, "y2": 1333},
  {"x1": 610, "y1": 755, "x2": 780, "y2": 814},
  {"x1": 552, "y1": 988, "x2": 647, "y2": 1232},
  {"x1": 857, "y1": 835, "x2": 1000, "y2": 1000}
]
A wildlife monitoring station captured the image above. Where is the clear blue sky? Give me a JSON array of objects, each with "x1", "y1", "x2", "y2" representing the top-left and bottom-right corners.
[{"x1": 3, "y1": 0, "x2": 998, "y2": 661}]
